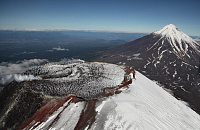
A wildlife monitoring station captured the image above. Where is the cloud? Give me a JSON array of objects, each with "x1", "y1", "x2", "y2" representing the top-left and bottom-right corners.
[
  {"x1": 52, "y1": 46, "x2": 69, "y2": 51},
  {"x1": 0, "y1": 59, "x2": 48, "y2": 88},
  {"x1": 9, "y1": 51, "x2": 36, "y2": 57},
  {"x1": 60, "y1": 58, "x2": 85, "y2": 62},
  {"x1": 194, "y1": 39, "x2": 200, "y2": 42},
  {"x1": 47, "y1": 46, "x2": 69, "y2": 52},
  {"x1": 0, "y1": 59, "x2": 48, "y2": 75},
  {"x1": 0, "y1": 74, "x2": 39, "y2": 85}
]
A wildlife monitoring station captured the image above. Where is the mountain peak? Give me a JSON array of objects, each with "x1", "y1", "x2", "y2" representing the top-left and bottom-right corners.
[
  {"x1": 154, "y1": 24, "x2": 180, "y2": 36},
  {"x1": 165, "y1": 24, "x2": 176, "y2": 28},
  {"x1": 164, "y1": 24, "x2": 178, "y2": 30},
  {"x1": 153, "y1": 24, "x2": 200, "y2": 56}
]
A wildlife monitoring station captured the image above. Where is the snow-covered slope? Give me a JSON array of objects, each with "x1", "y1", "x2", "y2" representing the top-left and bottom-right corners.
[
  {"x1": 28, "y1": 97, "x2": 85, "y2": 130},
  {"x1": 21, "y1": 70, "x2": 200, "y2": 130},
  {"x1": 91, "y1": 71, "x2": 200, "y2": 129}
]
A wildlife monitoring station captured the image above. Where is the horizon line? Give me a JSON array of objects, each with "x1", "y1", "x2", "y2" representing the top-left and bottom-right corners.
[
  {"x1": 0, "y1": 28, "x2": 150, "y2": 34},
  {"x1": 0, "y1": 28, "x2": 200, "y2": 37}
]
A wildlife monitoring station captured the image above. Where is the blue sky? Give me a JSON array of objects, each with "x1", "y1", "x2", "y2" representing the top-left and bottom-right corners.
[{"x1": 0, "y1": 0, "x2": 200, "y2": 35}]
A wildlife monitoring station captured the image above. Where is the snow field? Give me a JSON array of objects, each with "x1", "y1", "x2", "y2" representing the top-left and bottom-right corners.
[
  {"x1": 92, "y1": 71, "x2": 200, "y2": 130},
  {"x1": 33, "y1": 99, "x2": 85, "y2": 130}
]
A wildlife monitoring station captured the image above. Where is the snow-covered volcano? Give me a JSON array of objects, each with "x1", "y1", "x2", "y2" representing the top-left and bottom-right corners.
[
  {"x1": 0, "y1": 61, "x2": 127, "y2": 129},
  {"x1": 20, "y1": 71, "x2": 200, "y2": 130},
  {"x1": 151, "y1": 24, "x2": 200, "y2": 58},
  {"x1": 105, "y1": 24, "x2": 200, "y2": 59},
  {"x1": 1, "y1": 61, "x2": 200, "y2": 129},
  {"x1": 97, "y1": 24, "x2": 200, "y2": 114}
]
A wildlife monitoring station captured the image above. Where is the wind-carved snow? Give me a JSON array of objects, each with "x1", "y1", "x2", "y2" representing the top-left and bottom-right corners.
[
  {"x1": 91, "y1": 71, "x2": 200, "y2": 130},
  {"x1": 153, "y1": 24, "x2": 200, "y2": 58}
]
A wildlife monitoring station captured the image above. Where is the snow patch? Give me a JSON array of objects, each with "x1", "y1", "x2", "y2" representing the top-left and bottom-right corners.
[
  {"x1": 154, "y1": 61, "x2": 160, "y2": 68},
  {"x1": 132, "y1": 53, "x2": 140, "y2": 57},
  {"x1": 126, "y1": 54, "x2": 143, "y2": 61},
  {"x1": 182, "y1": 61, "x2": 193, "y2": 68},
  {"x1": 144, "y1": 60, "x2": 151, "y2": 68},
  {"x1": 166, "y1": 68, "x2": 170, "y2": 74},
  {"x1": 187, "y1": 74, "x2": 190, "y2": 81},
  {"x1": 158, "y1": 49, "x2": 168, "y2": 60},
  {"x1": 173, "y1": 70, "x2": 177, "y2": 78},
  {"x1": 179, "y1": 86, "x2": 190, "y2": 93}
]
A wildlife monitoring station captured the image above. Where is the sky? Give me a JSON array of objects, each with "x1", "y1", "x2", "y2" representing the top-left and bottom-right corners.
[{"x1": 0, "y1": 0, "x2": 200, "y2": 36}]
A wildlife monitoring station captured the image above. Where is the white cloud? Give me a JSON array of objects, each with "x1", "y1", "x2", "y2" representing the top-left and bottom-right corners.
[
  {"x1": 0, "y1": 59, "x2": 48, "y2": 75},
  {"x1": 52, "y1": 46, "x2": 69, "y2": 51},
  {"x1": 0, "y1": 74, "x2": 39, "y2": 85},
  {"x1": 47, "y1": 46, "x2": 69, "y2": 52},
  {"x1": 46, "y1": 50, "x2": 54, "y2": 52},
  {"x1": 10, "y1": 51, "x2": 36, "y2": 57},
  {"x1": 0, "y1": 59, "x2": 48, "y2": 87}
]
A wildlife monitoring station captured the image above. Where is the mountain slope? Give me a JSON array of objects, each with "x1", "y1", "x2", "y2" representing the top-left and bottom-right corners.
[
  {"x1": 109, "y1": 24, "x2": 200, "y2": 57},
  {"x1": 20, "y1": 71, "x2": 200, "y2": 129},
  {"x1": 97, "y1": 24, "x2": 200, "y2": 114},
  {"x1": 0, "y1": 61, "x2": 125, "y2": 129},
  {"x1": 91, "y1": 71, "x2": 200, "y2": 129},
  {"x1": 1, "y1": 61, "x2": 200, "y2": 129}
]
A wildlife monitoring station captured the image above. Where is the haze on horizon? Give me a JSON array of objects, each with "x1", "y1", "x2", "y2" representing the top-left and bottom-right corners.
[{"x1": 0, "y1": 0, "x2": 200, "y2": 36}]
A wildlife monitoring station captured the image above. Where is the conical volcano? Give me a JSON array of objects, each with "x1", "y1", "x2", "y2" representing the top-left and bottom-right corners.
[
  {"x1": 98, "y1": 24, "x2": 200, "y2": 114},
  {"x1": 107, "y1": 24, "x2": 200, "y2": 59},
  {"x1": 152, "y1": 24, "x2": 200, "y2": 58}
]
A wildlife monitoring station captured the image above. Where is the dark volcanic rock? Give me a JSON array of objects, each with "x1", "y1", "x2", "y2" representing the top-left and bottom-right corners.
[{"x1": 0, "y1": 81, "x2": 49, "y2": 130}]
